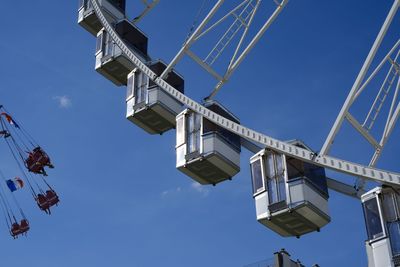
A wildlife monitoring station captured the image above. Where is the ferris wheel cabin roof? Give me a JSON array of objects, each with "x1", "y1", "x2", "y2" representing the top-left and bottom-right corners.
[
  {"x1": 115, "y1": 19, "x2": 149, "y2": 58},
  {"x1": 148, "y1": 60, "x2": 185, "y2": 93}
]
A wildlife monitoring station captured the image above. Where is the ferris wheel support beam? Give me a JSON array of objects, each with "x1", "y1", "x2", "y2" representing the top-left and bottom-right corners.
[
  {"x1": 91, "y1": 0, "x2": 400, "y2": 191},
  {"x1": 354, "y1": 72, "x2": 400, "y2": 192},
  {"x1": 206, "y1": 0, "x2": 288, "y2": 100},
  {"x1": 369, "y1": 76, "x2": 400, "y2": 166},
  {"x1": 326, "y1": 178, "x2": 362, "y2": 199},
  {"x1": 160, "y1": 0, "x2": 225, "y2": 80},
  {"x1": 320, "y1": 0, "x2": 399, "y2": 156},
  {"x1": 159, "y1": 0, "x2": 288, "y2": 100}
]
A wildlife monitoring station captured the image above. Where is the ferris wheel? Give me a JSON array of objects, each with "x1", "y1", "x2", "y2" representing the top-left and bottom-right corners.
[{"x1": 78, "y1": 0, "x2": 400, "y2": 266}]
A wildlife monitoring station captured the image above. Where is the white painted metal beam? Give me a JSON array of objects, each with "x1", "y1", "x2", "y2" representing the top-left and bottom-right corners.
[
  {"x1": 206, "y1": 0, "x2": 289, "y2": 100},
  {"x1": 345, "y1": 112, "x2": 380, "y2": 149},
  {"x1": 160, "y1": 0, "x2": 225, "y2": 80},
  {"x1": 320, "y1": 0, "x2": 400, "y2": 156},
  {"x1": 326, "y1": 178, "x2": 362, "y2": 199}
]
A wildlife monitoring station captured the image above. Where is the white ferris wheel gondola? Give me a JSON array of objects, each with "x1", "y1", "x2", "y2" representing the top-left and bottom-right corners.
[
  {"x1": 176, "y1": 101, "x2": 241, "y2": 186},
  {"x1": 78, "y1": 0, "x2": 126, "y2": 36},
  {"x1": 126, "y1": 60, "x2": 185, "y2": 134},
  {"x1": 250, "y1": 141, "x2": 330, "y2": 238},
  {"x1": 95, "y1": 19, "x2": 149, "y2": 86},
  {"x1": 362, "y1": 186, "x2": 400, "y2": 267}
]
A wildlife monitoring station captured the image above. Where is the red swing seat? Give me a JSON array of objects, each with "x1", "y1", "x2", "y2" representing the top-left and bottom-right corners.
[
  {"x1": 46, "y1": 190, "x2": 60, "y2": 207},
  {"x1": 37, "y1": 194, "x2": 50, "y2": 211},
  {"x1": 25, "y1": 147, "x2": 53, "y2": 174},
  {"x1": 19, "y1": 219, "x2": 30, "y2": 234},
  {"x1": 10, "y1": 223, "x2": 21, "y2": 238}
]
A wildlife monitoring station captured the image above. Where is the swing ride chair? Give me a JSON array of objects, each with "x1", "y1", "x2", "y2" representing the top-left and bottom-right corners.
[
  {"x1": 25, "y1": 147, "x2": 54, "y2": 175},
  {"x1": 176, "y1": 101, "x2": 241, "y2": 186},
  {"x1": 36, "y1": 189, "x2": 59, "y2": 213},
  {"x1": 46, "y1": 189, "x2": 60, "y2": 207},
  {"x1": 95, "y1": 19, "x2": 149, "y2": 86},
  {"x1": 362, "y1": 187, "x2": 400, "y2": 267},
  {"x1": 10, "y1": 219, "x2": 29, "y2": 238},
  {"x1": 126, "y1": 60, "x2": 185, "y2": 134},
  {"x1": 250, "y1": 141, "x2": 330, "y2": 238},
  {"x1": 78, "y1": 0, "x2": 126, "y2": 37},
  {"x1": 36, "y1": 193, "x2": 51, "y2": 213}
]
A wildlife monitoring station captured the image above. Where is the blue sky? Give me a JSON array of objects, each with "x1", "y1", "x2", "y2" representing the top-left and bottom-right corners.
[{"x1": 0, "y1": 0, "x2": 399, "y2": 266}]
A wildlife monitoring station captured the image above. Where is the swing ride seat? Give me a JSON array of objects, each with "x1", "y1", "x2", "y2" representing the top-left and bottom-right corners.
[
  {"x1": 37, "y1": 194, "x2": 50, "y2": 211},
  {"x1": 10, "y1": 223, "x2": 21, "y2": 238},
  {"x1": 46, "y1": 190, "x2": 60, "y2": 207},
  {"x1": 19, "y1": 219, "x2": 29, "y2": 234},
  {"x1": 25, "y1": 147, "x2": 53, "y2": 174}
]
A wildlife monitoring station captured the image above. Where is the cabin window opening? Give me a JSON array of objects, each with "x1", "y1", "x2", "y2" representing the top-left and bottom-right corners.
[
  {"x1": 187, "y1": 112, "x2": 201, "y2": 154},
  {"x1": 176, "y1": 117, "x2": 185, "y2": 147},
  {"x1": 388, "y1": 221, "x2": 400, "y2": 257},
  {"x1": 96, "y1": 32, "x2": 104, "y2": 54},
  {"x1": 103, "y1": 33, "x2": 113, "y2": 57},
  {"x1": 251, "y1": 159, "x2": 264, "y2": 194},
  {"x1": 126, "y1": 74, "x2": 134, "y2": 100},
  {"x1": 286, "y1": 158, "x2": 328, "y2": 196},
  {"x1": 382, "y1": 192, "x2": 400, "y2": 257},
  {"x1": 203, "y1": 118, "x2": 240, "y2": 151},
  {"x1": 363, "y1": 197, "x2": 384, "y2": 240},
  {"x1": 134, "y1": 71, "x2": 147, "y2": 104},
  {"x1": 265, "y1": 153, "x2": 286, "y2": 204}
]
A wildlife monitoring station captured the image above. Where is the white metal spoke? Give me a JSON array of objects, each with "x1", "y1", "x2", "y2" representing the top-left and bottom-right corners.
[
  {"x1": 320, "y1": 0, "x2": 400, "y2": 156},
  {"x1": 154, "y1": 0, "x2": 288, "y2": 100},
  {"x1": 345, "y1": 112, "x2": 380, "y2": 148},
  {"x1": 186, "y1": 49, "x2": 224, "y2": 81},
  {"x1": 206, "y1": 0, "x2": 289, "y2": 100},
  {"x1": 160, "y1": 0, "x2": 225, "y2": 80}
]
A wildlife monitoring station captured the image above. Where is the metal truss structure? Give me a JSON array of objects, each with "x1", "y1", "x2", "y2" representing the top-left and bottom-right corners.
[
  {"x1": 321, "y1": 0, "x2": 400, "y2": 194},
  {"x1": 158, "y1": 0, "x2": 288, "y2": 101},
  {"x1": 90, "y1": 0, "x2": 400, "y2": 192}
]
